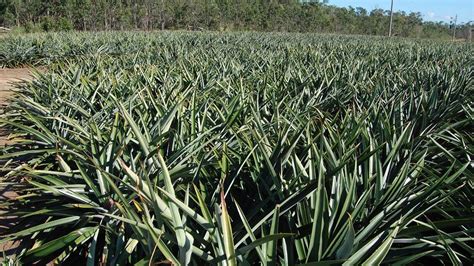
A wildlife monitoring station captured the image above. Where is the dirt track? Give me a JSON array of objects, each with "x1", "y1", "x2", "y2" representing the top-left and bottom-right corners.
[
  {"x1": 0, "y1": 68, "x2": 33, "y2": 258},
  {"x1": 0, "y1": 68, "x2": 32, "y2": 103},
  {"x1": 0, "y1": 68, "x2": 33, "y2": 146}
]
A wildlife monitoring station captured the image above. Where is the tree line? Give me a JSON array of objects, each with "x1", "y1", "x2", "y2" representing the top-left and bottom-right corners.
[{"x1": 0, "y1": 0, "x2": 471, "y2": 40}]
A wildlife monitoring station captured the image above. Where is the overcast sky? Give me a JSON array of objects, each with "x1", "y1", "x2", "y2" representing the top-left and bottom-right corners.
[{"x1": 329, "y1": 0, "x2": 473, "y2": 23}]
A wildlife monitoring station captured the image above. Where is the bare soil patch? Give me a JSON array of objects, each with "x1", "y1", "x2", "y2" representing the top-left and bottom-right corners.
[
  {"x1": 0, "y1": 68, "x2": 33, "y2": 105},
  {"x1": 0, "y1": 68, "x2": 34, "y2": 146},
  {"x1": 0, "y1": 68, "x2": 35, "y2": 258}
]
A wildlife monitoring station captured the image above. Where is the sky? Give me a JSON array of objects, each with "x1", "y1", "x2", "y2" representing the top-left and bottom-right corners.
[{"x1": 328, "y1": 0, "x2": 473, "y2": 24}]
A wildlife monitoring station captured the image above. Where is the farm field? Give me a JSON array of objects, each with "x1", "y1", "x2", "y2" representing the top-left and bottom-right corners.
[{"x1": 0, "y1": 32, "x2": 473, "y2": 265}]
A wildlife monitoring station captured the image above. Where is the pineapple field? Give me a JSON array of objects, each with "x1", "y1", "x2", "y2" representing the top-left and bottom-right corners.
[{"x1": 0, "y1": 32, "x2": 473, "y2": 265}]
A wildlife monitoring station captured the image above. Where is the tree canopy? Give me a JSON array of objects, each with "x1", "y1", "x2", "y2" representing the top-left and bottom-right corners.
[{"x1": 0, "y1": 0, "x2": 470, "y2": 40}]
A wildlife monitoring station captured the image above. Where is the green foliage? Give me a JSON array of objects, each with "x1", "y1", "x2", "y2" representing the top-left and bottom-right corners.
[
  {"x1": 55, "y1": 17, "x2": 73, "y2": 31},
  {"x1": 22, "y1": 22, "x2": 41, "y2": 33},
  {"x1": 36, "y1": 16, "x2": 73, "y2": 32},
  {"x1": 0, "y1": 32, "x2": 473, "y2": 265},
  {"x1": 39, "y1": 16, "x2": 55, "y2": 32},
  {"x1": 0, "y1": 0, "x2": 468, "y2": 39}
]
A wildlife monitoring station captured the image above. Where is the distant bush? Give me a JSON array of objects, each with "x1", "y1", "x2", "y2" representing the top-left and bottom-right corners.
[
  {"x1": 40, "y1": 17, "x2": 55, "y2": 32},
  {"x1": 38, "y1": 16, "x2": 74, "y2": 32},
  {"x1": 56, "y1": 17, "x2": 73, "y2": 31},
  {"x1": 23, "y1": 22, "x2": 42, "y2": 33}
]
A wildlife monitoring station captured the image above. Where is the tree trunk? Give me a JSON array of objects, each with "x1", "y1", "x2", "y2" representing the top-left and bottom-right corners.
[
  {"x1": 104, "y1": 5, "x2": 108, "y2": 30},
  {"x1": 14, "y1": 4, "x2": 19, "y2": 27},
  {"x1": 160, "y1": 0, "x2": 165, "y2": 30},
  {"x1": 133, "y1": 2, "x2": 138, "y2": 29}
]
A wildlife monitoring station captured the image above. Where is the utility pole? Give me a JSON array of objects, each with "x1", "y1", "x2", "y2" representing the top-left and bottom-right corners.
[{"x1": 389, "y1": 0, "x2": 394, "y2": 37}]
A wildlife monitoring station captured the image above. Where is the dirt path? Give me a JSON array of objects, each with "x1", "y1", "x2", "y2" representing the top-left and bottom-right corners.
[
  {"x1": 0, "y1": 68, "x2": 32, "y2": 101},
  {"x1": 0, "y1": 68, "x2": 34, "y2": 146},
  {"x1": 0, "y1": 68, "x2": 34, "y2": 258}
]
